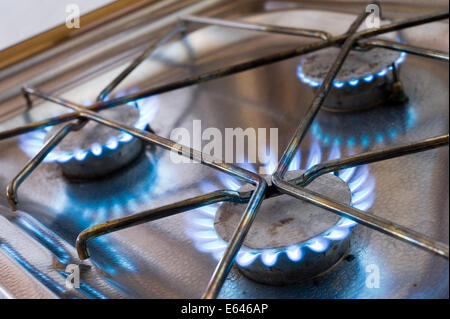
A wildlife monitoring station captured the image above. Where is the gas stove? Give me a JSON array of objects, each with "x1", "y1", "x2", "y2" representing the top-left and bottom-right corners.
[{"x1": 0, "y1": 0, "x2": 448, "y2": 299}]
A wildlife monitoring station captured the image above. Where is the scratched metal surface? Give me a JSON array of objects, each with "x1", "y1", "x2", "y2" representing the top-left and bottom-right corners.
[{"x1": 0, "y1": 2, "x2": 448, "y2": 298}]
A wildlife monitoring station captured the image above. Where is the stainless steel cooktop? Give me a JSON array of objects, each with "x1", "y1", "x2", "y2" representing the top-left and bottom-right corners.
[{"x1": 0, "y1": 0, "x2": 448, "y2": 299}]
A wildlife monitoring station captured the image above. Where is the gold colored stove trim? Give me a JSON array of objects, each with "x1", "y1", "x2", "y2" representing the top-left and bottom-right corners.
[{"x1": 0, "y1": 0, "x2": 156, "y2": 70}]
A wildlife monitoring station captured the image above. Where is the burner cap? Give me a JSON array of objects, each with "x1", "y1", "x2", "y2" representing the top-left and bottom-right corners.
[
  {"x1": 45, "y1": 104, "x2": 143, "y2": 179},
  {"x1": 214, "y1": 171, "x2": 353, "y2": 285},
  {"x1": 298, "y1": 47, "x2": 407, "y2": 112}
]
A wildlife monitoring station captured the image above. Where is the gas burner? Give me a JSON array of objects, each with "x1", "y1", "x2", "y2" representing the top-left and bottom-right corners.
[
  {"x1": 46, "y1": 104, "x2": 142, "y2": 179},
  {"x1": 297, "y1": 47, "x2": 408, "y2": 112},
  {"x1": 186, "y1": 141, "x2": 376, "y2": 285},
  {"x1": 19, "y1": 94, "x2": 159, "y2": 179},
  {"x1": 216, "y1": 171, "x2": 351, "y2": 285}
]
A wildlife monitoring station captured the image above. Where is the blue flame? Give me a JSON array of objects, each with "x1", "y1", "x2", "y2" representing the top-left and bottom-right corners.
[
  {"x1": 288, "y1": 150, "x2": 302, "y2": 171},
  {"x1": 348, "y1": 78, "x2": 360, "y2": 87},
  {"x1": 363, "y1": 74, "x2": 374, "y2": 82},
  {"x1": 19, "y1": 90, "x2": 159, "y2": 163},
  {"x1": 185, "y1": 141, "x2": 376, "y2": 267},
  {"x1": 217, "y1": 173, "x2": 243, "y2": 190},
  {"x1": 305, "y1": 141, "x2": 322, "y2": 169},
  {"x1": 297, "y1": 52, "x2": 407, "y2": 89},
  {"x1": 261, "y1": 250, "x2": 279, "y2": 267},
  {"x1": 306, "y1": 237, "x2": 329, "y2": 253},
  {"x1": 236, "y1": 250, "x2": 260, "y2": 267},
  {"x1": 259, "y1": 148, "x2": 279, "y2": 175},
  {"x1": 328, "y1": 140, "x2": 341, "y2": 160},
  {"x1": 285, "y1": 245, "x2": 302, "y2": 262}
]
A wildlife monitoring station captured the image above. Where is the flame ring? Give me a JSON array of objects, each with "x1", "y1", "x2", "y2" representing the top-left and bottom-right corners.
[
  {"x1": 185, "y1": 141, "x2": 376, "y2": 268},
  {"x1": 19, "y1": 91, "x2": 159, "y2": 164}
]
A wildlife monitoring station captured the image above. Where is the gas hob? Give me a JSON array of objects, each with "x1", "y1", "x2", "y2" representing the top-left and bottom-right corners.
[{"x1": 0, "y1": 0, "x2": 448, "y2": 299}]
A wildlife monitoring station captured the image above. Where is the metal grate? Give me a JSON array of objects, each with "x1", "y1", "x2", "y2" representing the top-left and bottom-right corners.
[{"x1": 0, "y1": 2, "x2": 448, "y2": 299}]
